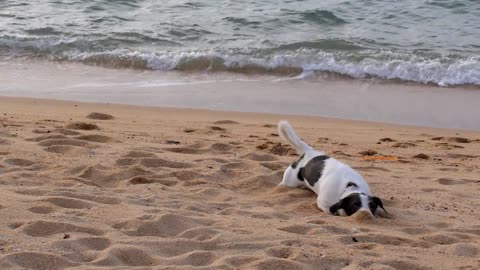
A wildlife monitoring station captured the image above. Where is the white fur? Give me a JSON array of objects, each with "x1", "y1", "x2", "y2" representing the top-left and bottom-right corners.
[{"x1": 278, "y1": 121, "x2": 375, "y2": 216}]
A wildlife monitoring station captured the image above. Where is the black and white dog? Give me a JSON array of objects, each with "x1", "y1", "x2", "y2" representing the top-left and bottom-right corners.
[{"x1": 278, "y1": 121, "x2": 387, "y2": 217}]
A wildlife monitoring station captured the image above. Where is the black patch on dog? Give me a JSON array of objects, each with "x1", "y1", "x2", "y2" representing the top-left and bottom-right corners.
[
  {"x1": 369, "y1": 196, "x2": 387, "y2": 215},
  {"x1": 300, "y1": 155, "x2": 329, "y2": 187},
  {"x1": 291, "y1": 153, "x2": 305, "y2": 169},
  {"x1": 329, "y1": 193, "x2": 362, "y2": 216},
  {"x1": 297, "y1": 167, "x2": 304, "y2": 181},
  {"x1": 346, "y1": 182, "x2": 357, "y2": 188}
]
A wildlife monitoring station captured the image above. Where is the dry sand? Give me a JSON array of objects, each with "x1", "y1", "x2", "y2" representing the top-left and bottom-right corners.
[{"x1": 0, "y1": 96, "x2": 479, "y2": 270}]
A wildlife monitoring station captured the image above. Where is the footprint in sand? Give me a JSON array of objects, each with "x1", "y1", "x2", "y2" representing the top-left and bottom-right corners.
[
  {"x1": 242, "y1": 153, "x2": 278, "y2": 161},
  {"x1": 353, "y1": 166, "x2": 391, "y2": 172},
  {"x1": 17, "y1": 220, "x2": 103, "y2": 237},
  {"x1": 358, "y1": 150, "x2": 378, "y2": 156},
  {"x1": 77, "y1": 165, "x2": 154, "y2": 187},
  {"x1": 340, "y1": 233, "x2": 432, "y2": 248},
  {"x1": 260, "y1": 162, "x2": 288, "y2": 171},
  {"x1": 213, "y1": 120, "x2": 239, "y2": 125},
  {"x1": 0, "y1": 138, "x2": 11, "y2": 145},
  {"x1": 112, "y1": 213, "x2": 214, "y2": 238},
  {"x1": 124, "y1": 150, "x2": 158, "y2": 158},
  {"x1": 163, "y1": 147, "x2": 207, "y2": 155},
  {"x1": 94, "y1": 246, "x2": 157, "y2": 267},
  {"x1": 140, "y1": 158, "x2": 193, "y2": 169},
  {"x1": 38, "y1": 139, "x2": 92, "y2": 148},
  {"x1": 278, "y1": 224, "x2": 317, "y2": 235},
  {"x1": 379, "y1": 137, "x2": 396, "y2": 142},
  {"x1": 209, "y1": 126, "x2": 226, "y2": 132},
  {"x1": 447, "y1": 153, "x2": 477, "y2": 159},
  {"x1": 366, "y1": 260, "x2": 427, "y2": 270},
  {"x1": 127, "y1": 176, "x2": 156, "y2": 185},
  {"x1": 52, "y1": 237, "x2": 112, "y2": 263},
  {"x1": 52, "y1": 191, "x2": 121, "y2": 205},
  {"x1": 74, "y1": 134, "x2": 121, "y2": 143},
  {"x1": 392, "y1": 142, "x2": 417, "y2": 148},
  {"x1": 86, "y1": 112, "x2": 114, "y2": 120},
  {"x1": 32, "y1": 134, "x2": 97, "y2": 155},
  {"x1": 163, "y1": 142, "x2": 234, "y2": 155},
  {"x1": 116, "y1": 158, "x2": 139, "y2": 166},
  {"x1": 437, "y1": 167, "x2": 459, "y2": 172},
  {"x1": 436, "y1": 178, "x2": 466, "y2": 185},
  {"x1": 221, "y1": 255, "x2": 260, "y2": 268},
  {"x1": 221, "y1": 161, "x2": 251, "y2": 170},
  {"x1": 183, "y1": 128, "x2": 196, "y2": 133},
  {"x1": 0, "y1": 252, "x2": 78, "y2": 270},
  {"x1": 209, "y1": 143, "x2": 235, "y2": 152},
  {"x1": 249, "y1": 258, "x2": 305, "y2": 270},
  {"x1": 13, "y1": 188, "x2": 49, "y2": 197},
  {"x1": 447, "y1": 137, "x2": 472, "y2": 143},
  {"x1": 435, "y1": 142, "x2": 464, "y2": 150},
  {"x1": 28, "y1": 206, "x2": 55, "y2": 214},
  {"x1": 420, "y1": 187, "x2": 445, "y2": 193},
  {"x1": 114, "y1": 151, "x2": 159, "y2": 168},
  {"x1": 421, "y1": 234, "x2": 460, "y2": 245},
  {"x1": 50, "y1": 128, "x2": 82, "y2": 136},
  {"x1": 33, "y1": 133, "x2": 120, "y2": 146},
  {"x1": 449, "y1": 225, "x2": 480, "y2": 237},
  {"x1": 42, "y1": 197, "x2": 93, "y2": 209},
  {"x1": 177, "y1": 227, "x2": 221, "y2": 241},
  {"x1": 26, "y1": 134, "x2": 69, "y2": 142},
  {"x1": 3, "y1": 158, "x2": 34, "y2": 167},
  {"x1": 413, "y1": 153, "x2": 430, "y2": 160},
  {"x1": 65, "y1": 237, "x2": 111, "y2": 251},
  {"x1": 400, "y1": 227, "x2": 432, "y2": 235},
  {"x1": 127, "y1": 175, "x2": 178, "y2": 187},
  {"x1": 447, "y1": 243, "x2": 479, "y2": 257},
  {"x1": 66, "y1": 122, "x2": 99, "y2": 130},
  {"x1": 265, "y1": 246, "x2": 296, "y2": 259},
  {"x1": 257, "y1": 142, "x2": 295, "y2": 156},
  {"x1": 245, "y1": 171, "x2": 284, "y2": 189},
  {"x1": 165, "y1": 250, "x2": 217, "y2": 267},
  {"x1": 169, "y1": 170, "x2": 201, "y2": 181}
]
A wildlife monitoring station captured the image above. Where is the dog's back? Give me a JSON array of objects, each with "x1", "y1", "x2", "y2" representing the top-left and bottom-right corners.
[{"x1": 278, "y1": 121, "x2": 325, "y2": 189}]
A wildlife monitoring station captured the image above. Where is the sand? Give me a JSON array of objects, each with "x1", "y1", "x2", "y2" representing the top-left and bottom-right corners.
[
  {"x1": 0, "y1": 96, "x2": 479, "y2": 270},
  {"x1": 2, "y1": 60, "x2": 480, "y2": 131}
]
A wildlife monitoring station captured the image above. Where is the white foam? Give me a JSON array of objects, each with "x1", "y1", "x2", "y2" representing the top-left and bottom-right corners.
[
  {"x1": 2, "y1": 36, "x2": 479, "y2": 86},
  {"x1": 139, "y1": 50, "x2": 480, "y2": 86}
]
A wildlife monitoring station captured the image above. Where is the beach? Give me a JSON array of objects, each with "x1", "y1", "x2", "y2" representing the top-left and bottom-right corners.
[
  {"x1": 1, "y1": 0, "x2": 480, "y2": 268},
  {"x1": 1, "y1": 96, "x2": 479, "y2": 269}
]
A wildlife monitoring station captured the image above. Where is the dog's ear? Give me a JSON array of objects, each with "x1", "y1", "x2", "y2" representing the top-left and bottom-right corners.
[
  {"x1": 329, "y1": 200, "x2": 342, "y2": 215},
  {"x1": 371, "y1": 196, "x2": 388, "y2": 215}
]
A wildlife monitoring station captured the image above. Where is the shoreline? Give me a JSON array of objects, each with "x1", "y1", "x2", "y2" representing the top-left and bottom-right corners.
[{"x1": 1, "y1": 60, "x2": 480, "y2": 131}]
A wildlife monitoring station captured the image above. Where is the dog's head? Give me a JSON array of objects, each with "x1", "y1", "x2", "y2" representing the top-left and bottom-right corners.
[{"x1": 329, "y1": 193, "x2": 387, "y2": 217}]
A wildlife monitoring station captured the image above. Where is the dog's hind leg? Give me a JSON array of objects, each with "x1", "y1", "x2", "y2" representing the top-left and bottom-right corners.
[{"x1": 279, "y1": 166, "x2": 305, "y2": 187}]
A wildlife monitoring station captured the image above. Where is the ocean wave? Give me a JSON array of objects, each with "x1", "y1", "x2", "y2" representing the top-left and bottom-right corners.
[
  {"x1": 1, "y1": 35, "x2": 479, "y2": 86},
  {"x1": 62, "y1": 50, "x2": 480, "y2": 86}
]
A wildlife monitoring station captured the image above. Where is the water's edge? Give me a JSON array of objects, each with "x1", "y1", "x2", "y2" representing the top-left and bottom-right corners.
[{"x1": 1, "y1": 61, "x2": 479, "y2": 131}]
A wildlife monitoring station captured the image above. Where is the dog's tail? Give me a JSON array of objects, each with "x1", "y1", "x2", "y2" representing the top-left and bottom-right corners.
[{"x1": 278, "y1": 121, "x2": 312, "y2": 154}]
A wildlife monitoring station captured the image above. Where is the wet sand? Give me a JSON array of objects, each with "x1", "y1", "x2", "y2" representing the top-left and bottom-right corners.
[
  {"x1": 0, "y1": 96, "x2": 479, "y2": 269},
  {"x1": 2, "y1": 60, "x2": 480, "y2": 130}
]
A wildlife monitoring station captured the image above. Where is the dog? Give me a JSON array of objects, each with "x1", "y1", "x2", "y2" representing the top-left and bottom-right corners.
[{"x1": 278, "y1": 121, "x2": 387, "y2": 217}]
